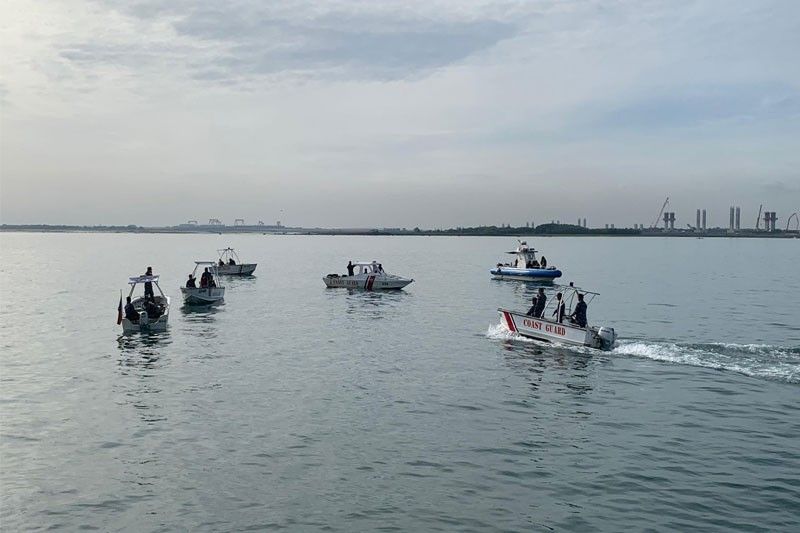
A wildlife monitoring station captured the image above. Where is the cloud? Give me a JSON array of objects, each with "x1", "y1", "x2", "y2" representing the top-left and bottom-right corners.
[{"x1": 54, "y1": 1, "x2": 519, "y2": 83}]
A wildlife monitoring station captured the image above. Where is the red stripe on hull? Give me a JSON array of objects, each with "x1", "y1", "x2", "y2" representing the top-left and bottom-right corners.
[{"x1": 503, "y1": 311, "x2": 517, "y2": 332}]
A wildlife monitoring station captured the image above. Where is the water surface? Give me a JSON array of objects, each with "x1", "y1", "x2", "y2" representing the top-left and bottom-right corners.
[{"x1": 1, "y1": 233, "x2": 798, "y2": 531}]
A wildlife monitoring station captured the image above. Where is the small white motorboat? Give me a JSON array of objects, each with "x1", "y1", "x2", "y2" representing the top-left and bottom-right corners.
[
  {"x1": 181, "y1": 262, "x2": 225, "y2": 305},
  {"x1": 490, "y1": 241, "x2": 562, "y2": 281},
  {"x1": 215, "y1": 247, "x2": 257, "y2": 276},
  {"x1": 324, "y1": 261, "x2": 413, "y2": 290},
  {"x1": 120, "y1": 275, "x2": 170, "y2": 333},
  {"x1": 497, "y1": 284, "x2": 616, "y2": 350}
]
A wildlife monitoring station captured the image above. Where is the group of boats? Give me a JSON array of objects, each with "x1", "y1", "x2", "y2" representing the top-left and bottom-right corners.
[
  {"x1": 118, "y1": 241, "x2": 617, "y2": 351},
  {"x1": 119, "y1": 248, "x2": 256, "y2": 333}
]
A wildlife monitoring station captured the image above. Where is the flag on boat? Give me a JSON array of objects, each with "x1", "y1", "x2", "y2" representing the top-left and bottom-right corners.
[{"x1": 117, "y1": 292, "x2": 123, "y2": 325}]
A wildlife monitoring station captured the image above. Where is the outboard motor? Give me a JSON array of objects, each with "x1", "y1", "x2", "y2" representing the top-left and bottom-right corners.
[
  {"x1": 139, "y1": 310, "x2": 149, "y2": 329},
  {"x1": 597, "y1": 327, "x2": 616, "y2": 350}
]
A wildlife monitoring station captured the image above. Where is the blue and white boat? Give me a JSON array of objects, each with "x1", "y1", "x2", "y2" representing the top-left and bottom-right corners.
[{"x1": 490, "y1": 241, "x2": 562, "y2": 281}]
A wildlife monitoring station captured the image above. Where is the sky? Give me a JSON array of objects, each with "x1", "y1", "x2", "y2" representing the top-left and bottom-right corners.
[{"x1": 1, "y1": 0, "x2": 799, "y2": 228}]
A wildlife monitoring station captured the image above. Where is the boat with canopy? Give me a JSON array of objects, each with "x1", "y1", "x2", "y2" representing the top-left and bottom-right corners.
[
  {"x1": 120, "y1": 275, "x2": 170, "y2": 333},
  {"x1": 181, "y1": 262, "x2": 225, "y2": 305},
  {"x1": 490, "y1": 241, "x2": 562, "y2": 281},
  {"x1": 215, "y1": 248, "x2": 257, "y2": 276},
  {"x1": 497, "y1": 284, "x2": 616, "y2": 350}
]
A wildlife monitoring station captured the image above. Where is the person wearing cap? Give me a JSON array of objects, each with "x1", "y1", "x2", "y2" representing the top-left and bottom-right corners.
[{"x1": 570, "y1": 293, "x2": 588, "y2": 328}]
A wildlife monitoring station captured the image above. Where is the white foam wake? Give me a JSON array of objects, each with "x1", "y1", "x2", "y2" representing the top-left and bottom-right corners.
[{"x1": 613, "y1": 340, "x2": 800, "y2": 383}]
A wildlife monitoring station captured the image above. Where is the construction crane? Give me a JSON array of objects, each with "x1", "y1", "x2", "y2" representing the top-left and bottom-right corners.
[
  {"x1": 234, "y1": 218, "x2": 245, "y2": 226},
  {"x1": 651, "y1": 197, "x2": 669, "y2": 229},
  {"x1": 787, "y1": 212, "x2": 799, "y2": 231},
  {"x1": 755, "y1": 204, "x2": 763, "y2": 229}
]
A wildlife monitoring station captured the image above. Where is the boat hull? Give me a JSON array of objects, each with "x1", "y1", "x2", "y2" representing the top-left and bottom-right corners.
[
  {"x1": 121, "y1": 295, "x2": 170, "y2": 333},
  {"x1": 490, "y1": 267, "x2": 562, "y2": 280},
  {"x1": 216, "y1": 263, "x2": 257, "y2": 276},
  {"x1": 181, "y1": 287, "x2": 225, "y2": 305},
  {"x1": 323, "y1": 274, "x2": 413, "y2": 290},
  {"x1": 498, "y1": 309, "x2": 616, "y2": 350}
]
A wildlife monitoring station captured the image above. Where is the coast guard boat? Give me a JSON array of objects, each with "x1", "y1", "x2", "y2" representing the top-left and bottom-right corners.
[
  {"x1": 324, "y1": 261, "x2": 413, "y2": 290},
  {"x1": 120, "y1": 275, "x2": 170, "y2": 333},
  {"x1": 497, "y1": 284, "x2": 616, "y2": 350},
  {"x1": 215, "y1": 247, "x2": 257, "y2": 276},
  {"x1": 491, "y1": 241, "x2": 562, "y2": 281},
  {"x1": 181, "y1": 262, "x2": 225, "y2": 305}
]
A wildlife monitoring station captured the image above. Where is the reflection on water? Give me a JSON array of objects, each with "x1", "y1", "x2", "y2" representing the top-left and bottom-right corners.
[
  {"x1": 116, "y1": 333, "x2": 170, "y2": 424},
  {"x1": 342, "y1": 289, "x2": 411, "y2": 319},
  {"x1": 179, "y1": 304, "x2": 220, "y2": 339},
  {"x1": 223, "y1": 275, "x2": 257, "y2": 289}
]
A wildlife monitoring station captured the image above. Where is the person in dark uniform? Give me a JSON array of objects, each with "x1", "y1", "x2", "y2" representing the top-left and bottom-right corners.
[
  {"x1": 533, "y1": 288, "x2": 546, "y2": 317},
  {"x1": 228, "y1": 257, "x2": 236, "y2": 265},
  {"x1": 218, "y1": 259, "x2": 225, "y2": 267},
  {"x1": 186, "y1": 274, "x2": 196, "y2": 288},
  {"x1": 143, "y1": 266, "x2": 154, "y2": 298},
  {"x1": 347, "y1": 261, "x2": 355, "y2": 276},
  {"x1": 570, "y1": 293, "x2": 588, "y2": 327},
  {"x1": 552, "y1": 292, "x2": 565, "y2": 323},
  {"x1": 124, "y1": 296, "x2": 140, "y2": 322},
  {"x1": 199, "y1": 267, "x2": 210, "y2": 288},
  {"x1": 540, "y1": 256, "x2": 547, "y2": 268},
  {"x1": 144, "y1": 295, "x2": 161, "y2": 320}
]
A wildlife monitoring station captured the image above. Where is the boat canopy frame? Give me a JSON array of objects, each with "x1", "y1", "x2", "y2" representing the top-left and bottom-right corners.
[
  {"x1": 189, "y1": 261, "x2": 224, "y2": 287},
  {"x1": 217, "y1": 247, "x2": 243, "y2": 264},
  {"x1": 539, "y1": 284, "x2": 599, "y2": 322},
  {"x1": 126, "y1": 275, "x2": 167, "y2": 299}
]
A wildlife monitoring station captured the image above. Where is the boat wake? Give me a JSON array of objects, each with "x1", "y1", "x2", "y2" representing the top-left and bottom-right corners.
[
  {"x1": 614, "y1": 340, "x2": 800, "y2": 383},
  {"x1": 487, "y1": 324, "x2": 800, "y2": 383}
]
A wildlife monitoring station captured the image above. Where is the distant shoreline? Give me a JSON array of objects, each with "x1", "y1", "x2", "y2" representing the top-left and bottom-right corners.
[{"x1": 2, "y1": 224, "x2": 797, "y2": 238}]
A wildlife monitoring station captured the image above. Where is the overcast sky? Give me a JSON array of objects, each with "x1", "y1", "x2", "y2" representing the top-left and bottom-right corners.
[{"x1": 1, "y1": 0, "x2": 799, "y2": 228}]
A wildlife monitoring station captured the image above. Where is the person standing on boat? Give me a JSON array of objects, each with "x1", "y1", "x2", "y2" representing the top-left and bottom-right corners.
[
  {"x1": 570, "y1": 293, "x2": 588, "y2": 328},
  {"x1": 347, "y1": 261, "x2": 355, "y2": 276},
  {"x1": 124, "y1": 296, "x2": 140, "y2": 323},
  {"x1": 534, "y1": 288, "x2": 547, "y2": 317},
  {"x1": 540, "y1": 256, "x2": 547, "y2": 268},
  {"x1": 552, "y1": 292, "x2": 565, "y2": 322},
  {"x1": 199, "y1": 268, "x2": 210, "y2": 288},
  {"x1": 143, "y1": 266, "x2": 154, "y2": 298}
]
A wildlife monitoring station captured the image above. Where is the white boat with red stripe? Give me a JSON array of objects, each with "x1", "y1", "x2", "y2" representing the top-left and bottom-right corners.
[
  {"x1": 324, "y1": 261, "x2": 413, "y2": 290},
  {"x1": 498, "y1": 285, "x2": 616, "y2": 350}
]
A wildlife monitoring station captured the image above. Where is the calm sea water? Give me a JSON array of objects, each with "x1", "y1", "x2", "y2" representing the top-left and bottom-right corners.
[{"x1": 1, "y1": 233, "x2": 798, "y2": 531}]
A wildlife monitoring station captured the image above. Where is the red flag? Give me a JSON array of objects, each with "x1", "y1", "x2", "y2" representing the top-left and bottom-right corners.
[{"x1": 117, "y1": 293, "x2": 123, "y2": 325}]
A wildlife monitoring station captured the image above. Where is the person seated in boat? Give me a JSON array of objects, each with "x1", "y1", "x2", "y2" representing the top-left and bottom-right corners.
[
  {"x1": 569, "y1": 293, "x2": 588, "y2": 328},
  {"x1": 540, "y1": 256, "x2": 547, "y2": 268},
  {"x1": 346, "y1": 261, "x2": 355, "y2": 276},
  {"x1": 552, "y1": 292, "x2": 565, "y2": 323},
  {"x1": 377, "y1": 263, "x2": 384, "y2": 274},
  {"x1": 228, "y1": 257, "x2": 236, "y2": 265},
  {"x1": 530, "y1": 259, "x2": 540, "y2": 268},
  {"x1": 124, "y1": 296, "x2": 140, "y2": 323},
  {"x1": 209, "y1": 276, "x2": 217, "y2": 288},
  {"x1": 186, "y1": 274, "x2": 196, "y2": 288},
  {"x1": 143, "y1": 266, "x2": 154, "y2": 298},
  {"x1": 144, "y1": 295, "x2": 161, "y2": 320},
  {"x1": 218, "y1": 259, "x2": 225, "y2": 267}
]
